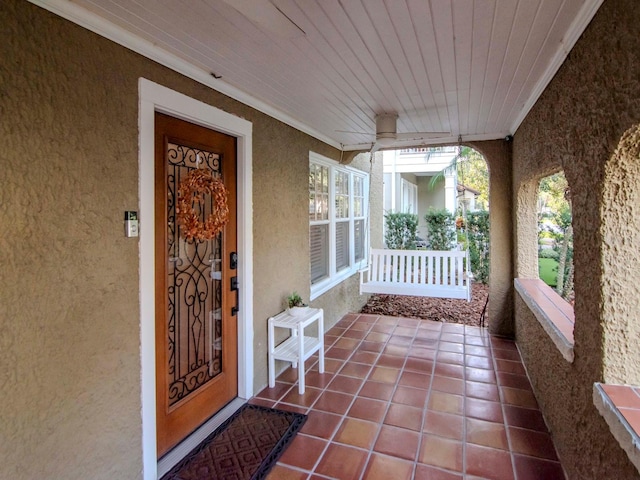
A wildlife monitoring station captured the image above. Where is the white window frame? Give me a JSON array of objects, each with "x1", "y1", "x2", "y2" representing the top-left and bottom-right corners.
[{"x1": 310, "y1": 152, "x2": 369, "y2": 300}]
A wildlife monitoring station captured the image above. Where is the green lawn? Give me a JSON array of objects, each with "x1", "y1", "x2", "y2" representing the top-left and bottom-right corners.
[{"x1": 539, "y1": 257, "x2": 558, "y2": 287}]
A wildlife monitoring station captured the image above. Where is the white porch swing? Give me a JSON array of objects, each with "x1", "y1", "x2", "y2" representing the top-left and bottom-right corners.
[{"x1": 359, "y1": 139, "x2": 472, "y2": 302}]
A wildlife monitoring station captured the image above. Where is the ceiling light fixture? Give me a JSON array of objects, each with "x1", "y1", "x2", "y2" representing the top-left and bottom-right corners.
[{"x1": 375, "y1": 136, "x2": 396, "y2": 147}]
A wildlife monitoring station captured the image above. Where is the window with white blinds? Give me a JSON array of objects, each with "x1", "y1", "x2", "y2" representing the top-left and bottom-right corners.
[
  {"x1": 353, "y1": 176, "x2": 366, "y2": 263},
  {"x1": 309, "y1": 152, "x2": 369, "y2": 299},
  {"x1": 309, "y1": 162, "x2": 329, "y2": 284},
  {"x1": 335, "y1": 221, "x2": 350, "y2": 271}
]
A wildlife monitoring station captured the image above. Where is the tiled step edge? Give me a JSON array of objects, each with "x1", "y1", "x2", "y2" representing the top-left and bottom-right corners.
[
  {"x1": 593, "y1": 383, "x2": 640, "y2": 474},
  {"x1": 514, "y1": 278, "x2": 574, "y2": 363}
]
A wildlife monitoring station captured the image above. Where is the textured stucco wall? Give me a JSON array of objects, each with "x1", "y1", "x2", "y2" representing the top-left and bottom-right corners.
[
  {"x1": 514, "y1": 180, "x2": 540, "y2": 278},
  {"x1": 514, "y1": 297, "x2": 636, "y2": 479},
  {"x1": 1, "y1": 3, "x2": 143, "y2": 478},
  {"x1": 0, "y1": 1, "x2": 375, "y2": 478},
  {"x1": 367, "y1": 152, "x2": 385, "y2": 250},
  {"x1": 512, "y1": 0, "x2": 640, "y2": 477}
]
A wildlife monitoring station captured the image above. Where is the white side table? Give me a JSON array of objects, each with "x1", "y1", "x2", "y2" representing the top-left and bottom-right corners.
[{"x1": 268, "y1": 307, "x2": 324, "y2": 394}]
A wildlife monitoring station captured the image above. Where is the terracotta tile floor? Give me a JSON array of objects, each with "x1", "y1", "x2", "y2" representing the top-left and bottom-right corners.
[{"x1": 250, "y1": 313, "x2": 566, "y2": 480}]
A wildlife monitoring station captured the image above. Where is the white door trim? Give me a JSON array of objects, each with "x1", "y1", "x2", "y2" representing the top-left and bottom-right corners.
[{"x1": 138, "y1": 78, "x2": 254, "y2": 480}]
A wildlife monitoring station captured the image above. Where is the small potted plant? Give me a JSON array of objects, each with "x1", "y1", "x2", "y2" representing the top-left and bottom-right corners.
[{"x1": 286, "y1": 291, "x2": 309, "y2": 317}]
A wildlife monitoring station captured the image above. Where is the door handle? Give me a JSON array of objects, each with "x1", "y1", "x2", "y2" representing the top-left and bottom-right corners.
[
  {"x1": 231, "y1": 276, "x2": 239, "y2": 316},
  {"x1": 232, "y1": 288, "x2": 239, "y2": 316}
]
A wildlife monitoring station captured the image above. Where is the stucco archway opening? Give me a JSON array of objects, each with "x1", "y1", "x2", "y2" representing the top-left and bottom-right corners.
[
  {"x1": 537, "y1": 171, "x2": 574, "y2": 303},
  {"x1": 364, "y1": 145, "x2": 491, "y2": 327},
  {"x1": 600, "y1": 123, "x2": 640, "y2": 385}
]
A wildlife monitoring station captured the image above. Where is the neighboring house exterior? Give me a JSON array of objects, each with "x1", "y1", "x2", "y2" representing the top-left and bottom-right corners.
[
  {"x1": 383, "y1": 147, "x2": 458, "y2": 240},
  {"x1": 3, "y1": 2, "x2": 640, "y2": 480},
  {"x1": 457, "y1": 184, "x2": 481, "y2": 213}
]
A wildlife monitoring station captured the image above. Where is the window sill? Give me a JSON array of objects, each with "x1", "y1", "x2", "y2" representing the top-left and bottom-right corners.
[
  {"x1": 594, "y1": 383, "x2": 640, "y2": 474},
  {"x1": 310, "y1": 264, "x2": 362, "y2": 301},
  {"x1": 514, "y1": 278, "x2": 574, "y2": 362}
]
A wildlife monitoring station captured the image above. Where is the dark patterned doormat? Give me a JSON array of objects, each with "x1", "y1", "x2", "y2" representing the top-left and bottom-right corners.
[{"x1": 161, "y1": 403, "x2": 306, "y2": 480}]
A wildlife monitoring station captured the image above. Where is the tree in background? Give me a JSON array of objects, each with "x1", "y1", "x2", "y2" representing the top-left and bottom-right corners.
[
  {"x1": 539, "y1": 173, "x2": 569, "y2": 214},
  {"x1": 457, "y1": 147, "x2": 489, "y2": 209},
  {"x1": 554, "y1": 189, "x2": 573, "y2": 299},
  {"x1": 429, "y1": 146, "x2": 489, "y2": 210},
  {"x1": 537, "y1": 172, "x2": 573, "y2": 301}
]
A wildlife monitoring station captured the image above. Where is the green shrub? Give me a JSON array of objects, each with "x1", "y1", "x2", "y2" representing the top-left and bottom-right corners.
[
  {"x1": 465, "y1": 210, "x2": 490, "y2": 284},
  {"x1": 424, "y1": 208, "x2": 456, "y2": 250},
  {"x1": 538, "y1": 248, "x2": 559, "y2": 260},
  {"x1": 384, "y1": 212, "x2": 419, "y2": 249},
  {"x1": 456, "y1": 231, "x2": 467, "y2": 246}
]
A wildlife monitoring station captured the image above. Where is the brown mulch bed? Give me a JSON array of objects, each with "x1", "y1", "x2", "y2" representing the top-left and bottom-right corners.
[{"x1": 360, "y1": 283, "x2": 489, "y2": 327}]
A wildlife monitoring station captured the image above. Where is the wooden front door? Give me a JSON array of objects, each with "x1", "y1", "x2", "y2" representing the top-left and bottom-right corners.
[{"x1": 154, "y1": 112, "x2": 238, "y2": 457}]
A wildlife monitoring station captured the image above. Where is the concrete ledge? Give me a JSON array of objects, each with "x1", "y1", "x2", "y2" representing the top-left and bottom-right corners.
[
  {"x1": 594, "y1": 383, "x2": 640, "y2": 474},
  {"x1": 514, "y1": 278, "x2": 574, "y2": 362}
]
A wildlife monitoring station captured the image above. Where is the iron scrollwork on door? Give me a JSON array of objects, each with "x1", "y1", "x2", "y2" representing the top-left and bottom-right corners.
[{"x1": 166, "y1": 143, "x2": 224, "y2": 407}]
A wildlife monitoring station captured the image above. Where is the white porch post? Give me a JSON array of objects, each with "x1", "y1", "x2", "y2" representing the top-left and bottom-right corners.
[{"x1": 444, "y1": 171, "x2": 457, "y2": 214}]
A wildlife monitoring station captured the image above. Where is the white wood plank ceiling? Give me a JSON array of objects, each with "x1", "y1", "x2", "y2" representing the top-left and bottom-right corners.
[{"x1": 35, "y1": 0, "x2": 603, "y2": 150}]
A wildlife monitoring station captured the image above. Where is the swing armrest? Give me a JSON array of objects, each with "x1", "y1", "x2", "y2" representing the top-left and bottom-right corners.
[
  {"x1": 359, "y1": 266, "x2": 370, "y2": 284},
  {"x1": 359, "y1": 266, "x2": 371, "y2": 295}
]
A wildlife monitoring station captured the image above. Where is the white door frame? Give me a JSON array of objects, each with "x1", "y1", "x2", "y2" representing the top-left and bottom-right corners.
[{"x1": 138, "y1": 78, "x2": 254, "y2": 480}]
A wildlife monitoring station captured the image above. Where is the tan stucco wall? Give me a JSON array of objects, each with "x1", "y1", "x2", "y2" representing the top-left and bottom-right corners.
[
  {"x1": 514, "y1": 296, "x2": 635, "y2": 479},
  {"x1": 0, "y1": 1, "x2": 377, "y2": 478},
  {"x1": 514, "y1": 180, "x2": 540, "y2": 278},
  {"x1": 512, "y1": 0, "x2": 640, "y2": 477}
]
